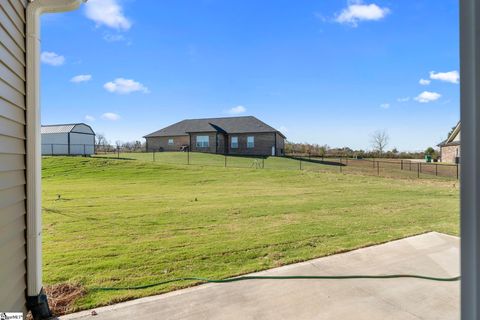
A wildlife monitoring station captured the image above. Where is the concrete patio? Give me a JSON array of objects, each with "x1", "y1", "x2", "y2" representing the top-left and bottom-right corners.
[{"x1": 62, "y1": 232, "x2": 459, "y2": 320}]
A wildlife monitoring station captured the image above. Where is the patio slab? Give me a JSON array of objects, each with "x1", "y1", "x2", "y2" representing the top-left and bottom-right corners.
[{"x1": 62, "y1": 232, "x2": 459, "y2": 320}]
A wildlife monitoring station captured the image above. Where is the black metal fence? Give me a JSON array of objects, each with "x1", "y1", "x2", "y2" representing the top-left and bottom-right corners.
[
  {"x1": 289, "y1": 155, "x2": 460, "y2": 180},
  {"x1": 89, "y1": 149, "x2": 459, "y2": 180}
]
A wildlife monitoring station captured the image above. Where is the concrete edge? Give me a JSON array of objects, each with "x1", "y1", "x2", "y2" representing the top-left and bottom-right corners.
[{"x1": 60, "y1": 231, "x2": 459, "y2": 319}]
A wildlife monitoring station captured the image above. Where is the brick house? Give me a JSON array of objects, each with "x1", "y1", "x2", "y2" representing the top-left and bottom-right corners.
[
  {"x1": 438, "y1": 122, "x2": 460, "y2": 163},
  {"x1": 144, "y1": 116, "x2": 286, "y2": 156}
]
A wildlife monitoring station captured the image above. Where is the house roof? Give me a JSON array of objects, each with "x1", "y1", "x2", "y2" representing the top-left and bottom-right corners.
[
  {"x1": 144, "y1": 116, "x2": 286, "y2": 138},
  {"x1": 438, "y1": 121, "x2": 460, "y2": 147},
  {"x1": 41, "y1": 123, "x2": 95, "y2": 135}
]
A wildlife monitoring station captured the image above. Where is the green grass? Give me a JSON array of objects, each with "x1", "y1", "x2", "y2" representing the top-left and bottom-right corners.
[{"x1": 42, "y1": 155, "x2": 459, "y2": 312}]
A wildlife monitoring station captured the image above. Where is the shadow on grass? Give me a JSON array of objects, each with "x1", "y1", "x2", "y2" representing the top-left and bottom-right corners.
[
  {"x1": 93, "y1": 156, "x2": 137, "y2": 161},
  {"x1": 286, "y1": 156, "x2": 346, "y2": 167}
]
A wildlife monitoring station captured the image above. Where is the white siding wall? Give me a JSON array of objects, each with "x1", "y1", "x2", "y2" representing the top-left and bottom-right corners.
[
  {"x1": 41, "y1": 133, "x2": 68, "y2": 155},
  {"x1": 454, "y1": 131, "x2": 461, "y2": 142},
  {"x1": 69, "y1": 132, "x2": 95, "y2": 155},
  {"x1": 41, "y1": 132, "x2": 95, "y2": 155},
  {"x1": 0, "y1": 0, "x2": 28, "y2": 312}
]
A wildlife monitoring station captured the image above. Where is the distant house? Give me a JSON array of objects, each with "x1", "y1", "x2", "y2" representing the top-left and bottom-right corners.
[
  {"x1": 41, "y1": 123, "x2": 96, "y2": 156},
  {"x1": 144, "y1": 116, "x2": 286, "y2": 156},
  {"x1": 438, "y1": 122, "x2": 460, "y2": 163}
]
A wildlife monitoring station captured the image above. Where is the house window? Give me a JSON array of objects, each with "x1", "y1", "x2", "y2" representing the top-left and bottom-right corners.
[
  {"x1": 196, "y1": 136, "x2": 209, "y2": 148},
  {"x1": 247, "y1": 136, "x2": 255, "y2": 148},
  {"x1": 231, "y1": 136, "x2": 238, "y2": 148},
  {"x1": 168, "y1": 138, "x2": 174, "y2": 145}
]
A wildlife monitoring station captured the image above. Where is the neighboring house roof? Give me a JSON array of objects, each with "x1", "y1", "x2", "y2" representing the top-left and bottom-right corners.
[
  {"x1": 438, "y1": 121, "x2": 460, "y2": 147},
  {"x1": 41, "y1": 123, "x2": 95, "y2": 135},
  {"x1": 144, "y1": 116, "x2": 286, "y2": 138}
]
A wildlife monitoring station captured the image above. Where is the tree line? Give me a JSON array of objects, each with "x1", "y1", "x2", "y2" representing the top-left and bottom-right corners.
[
  {"x1": 285, "y1": 130, "x2": 439, "y2": 159},
  {"x1": 95, "y1": 133, "x2": 145, "y2": 153}
]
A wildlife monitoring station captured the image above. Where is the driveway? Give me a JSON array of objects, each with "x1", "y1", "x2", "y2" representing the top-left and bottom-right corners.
[{"x1": 62, "y1": 232, "x2": 459, "y2": 320}]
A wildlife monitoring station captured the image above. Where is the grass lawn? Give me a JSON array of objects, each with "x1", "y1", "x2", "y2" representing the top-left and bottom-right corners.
[{"x1": 42, "y1": 155, "x2": 459, "y2": 312}]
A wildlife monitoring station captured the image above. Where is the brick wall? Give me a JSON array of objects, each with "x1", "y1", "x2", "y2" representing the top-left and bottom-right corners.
[
  {"x1": 276, "y1": 133, "x2": 285, "y2": 156},
  {"x1": 190, "y1": 132, "x2": 218, "y2": 153},
  {"x1": 227, "y1": 132, "x2": 277, "y2": 156},
  {"x1": 441, "y1": 145, "x2": 460, "y2": 163},
  {"x1": 217, "y1": 134, "x2": 226, "y2": 154},
  {"x1": 146, "y1": 136, "x2": 189, "y2": 152}
]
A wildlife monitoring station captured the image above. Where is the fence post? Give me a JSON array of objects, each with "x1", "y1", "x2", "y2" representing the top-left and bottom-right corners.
[
  {"x1": 117, "y1": 146, "x2": 120, "y2": 159},
  {"x1": 225, "y1": 154, "x2": 227, "y2": 168},
  {"x1": 153, "y1": 151, "x2": 155, "y2": 162},
  {"x1": 373, "y1": 160, "x2": 375, "y2": 169},
  {"x1": 300, "y1": 159, "x2": 302, "y2": 170},
  {"x1": 401, "y1": 160, "x2": 404, "y2": 170},
  {"x1": 187, "y1": 150, "x2": 190, "y2": 165},
  {"x1": 457, "y1": 164, "x2": 459, "y2": 180},
  {"x1": 377, "y1": 161, "x2": 380, "y2": 176},
  {"x1": 51, "y1": 144, "x2": 53, "y2": 156},
  {"x1": 435, "y1": 164, "x2": 438, "y2": 176},
  {"x1": 262, "y1": 158, "x2": 265, "y2": 169},
  {"x1": 417, "y1": 163, "x2": 420, "y2": 178}
]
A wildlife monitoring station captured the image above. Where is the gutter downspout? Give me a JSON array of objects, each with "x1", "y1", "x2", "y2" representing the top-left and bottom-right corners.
[{"x1": 26, "y1": 1, "x2": 84, "y2": 318}]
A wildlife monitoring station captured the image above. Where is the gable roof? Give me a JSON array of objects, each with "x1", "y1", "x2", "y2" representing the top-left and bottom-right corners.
[
  {"x1": 144, "y1": 116, "x2": 286, "y2": 138},
  {"x1": 438, "y1": 121, "x2": 460, "y2": 147},
  {"x1": 41, "y1": 123, "x2": 95, "y2": 135}
]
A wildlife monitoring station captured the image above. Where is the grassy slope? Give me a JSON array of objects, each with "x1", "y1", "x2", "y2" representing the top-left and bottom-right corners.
[
  {"x1": 95, "y1": 152, "x2": 457, "y2": 180},
  {"x1": 42, "y1": 156, "x2": 459, "y2": 311}
]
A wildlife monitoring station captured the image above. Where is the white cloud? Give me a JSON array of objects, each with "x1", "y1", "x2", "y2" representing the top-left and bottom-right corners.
[
  {"x1": 103, "y1": 33, "x2": 126, "y2": 42},
  {"x1": 85, "y1": 115, "x2": 95, "y2": 122},
  {"x1": 101, "y1": 112, "x2": 121, "y2": 121},
  {"x1": 71, "y1": 74, "x2": 92, "y2": 83},
  {"x1": 335, "y1": 1, "x2": 390, "y2": 27},
  {"x1": 85, "y1": 0, "x2": 132, "y2": 31},
  {"x1": 41, "y1": 51, "x2": 65, "y2": 66},
  {"x1": 397, "y1": 97, "x2": 410, "y2": 102},
  {"x1": 419, "y1": 78, "x2": 431, "y2": 85},
  {"x1": 104, "y1": 78, "x2": 149, "y2": 94},
  {"x1": 380, "y1": 103, "x2": 390, "y2": 109},
  {"x1": 228, "y1": 105, "x2": 247, "y2": 115},
  {"x1": 414, "y1": 91, "x2": 441, "y2": 103},
  {"x1": 429, "y1": 70, "x2": 460, "y2": 84}
]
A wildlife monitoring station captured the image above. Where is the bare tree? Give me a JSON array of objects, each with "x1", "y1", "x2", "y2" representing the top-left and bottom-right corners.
[
  {"x1": 96, "y1": 133, "x2": 108, "y2": 148},
  {"x1": 371, "y1": 130, "x2": 390, "y2": 155}
]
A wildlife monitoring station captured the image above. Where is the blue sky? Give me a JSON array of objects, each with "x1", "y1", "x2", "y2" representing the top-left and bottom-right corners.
[{"x1": 40, "y1": 0, "x2": 459, "y2": 151}]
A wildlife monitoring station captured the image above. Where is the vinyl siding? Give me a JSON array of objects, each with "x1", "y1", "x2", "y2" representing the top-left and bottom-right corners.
[{"x1": 0, "y1": 0, "x2": 27, "y2": 313}]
